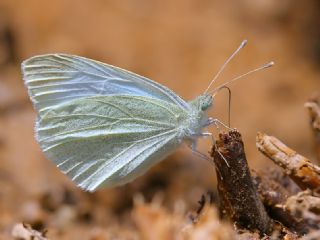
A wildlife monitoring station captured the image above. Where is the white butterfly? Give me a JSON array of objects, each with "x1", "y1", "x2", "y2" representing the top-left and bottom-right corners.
[{"x1": 22, "y1": 40, "x2": 273, "y2": 191}]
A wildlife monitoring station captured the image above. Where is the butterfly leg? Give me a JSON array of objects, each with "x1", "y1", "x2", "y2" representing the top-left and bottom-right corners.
[
  {"x1": 205, "y1": 118, "x2": 232, "y2": 131},
  {"x1": 190, "y1": 131, "x2": 230, "y2": 168},
  {"x1": 189, "y1": 138, "x2": 212, "y2": 163},
  {"x1": 189, "y1": 133, "x2": 227, "y2": 179},
  {"x1": 198, "y1": 130, "x2": 231, "y2": 168}
]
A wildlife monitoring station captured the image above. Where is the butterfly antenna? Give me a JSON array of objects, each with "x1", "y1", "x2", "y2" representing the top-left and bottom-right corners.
[
  {"x1": 203, "y1": 39, "x2": 247, "y2": 94},
  {"x1": 210, "y1": 61, "x2": 274, "y2": 96}
]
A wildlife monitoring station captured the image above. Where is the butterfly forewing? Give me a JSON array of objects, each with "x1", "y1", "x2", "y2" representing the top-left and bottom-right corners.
[{"x1": 22, "y1": 54, "x2": 190, "y2": 117}]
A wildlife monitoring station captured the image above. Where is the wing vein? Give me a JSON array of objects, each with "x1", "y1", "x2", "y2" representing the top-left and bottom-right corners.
[{"x1": 79, "y1": 129, "x2": 176, "y2": 189}]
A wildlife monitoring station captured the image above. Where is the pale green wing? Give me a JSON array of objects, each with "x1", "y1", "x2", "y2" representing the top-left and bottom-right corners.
[
  {"x1": 37, "y1": 95, "x2": 187, "y2": 191},
  {"x1": 22, "y1": 54, "x2": 190, "y2": 117}
]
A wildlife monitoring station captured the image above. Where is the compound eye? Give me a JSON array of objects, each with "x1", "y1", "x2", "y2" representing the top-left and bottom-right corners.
[{"x1": 201, "y1": 103, "x2": 208, "y2": 111}]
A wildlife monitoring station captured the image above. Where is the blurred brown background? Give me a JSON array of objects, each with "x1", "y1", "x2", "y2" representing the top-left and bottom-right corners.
[{"x1": 0, "y1": 0, "x2": 319, "y2": 239}]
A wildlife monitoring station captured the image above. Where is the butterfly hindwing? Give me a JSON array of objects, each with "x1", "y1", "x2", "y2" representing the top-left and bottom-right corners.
[{"x1": 36, "y1": 95, "x2": 186, "y2": 191}]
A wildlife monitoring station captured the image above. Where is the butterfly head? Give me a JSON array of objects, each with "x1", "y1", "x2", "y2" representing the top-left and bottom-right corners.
[{"x1": 198, "y1": 94, "x2": 213, "y2": 111}]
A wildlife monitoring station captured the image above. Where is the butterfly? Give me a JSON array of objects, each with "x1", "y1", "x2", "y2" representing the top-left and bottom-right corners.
[{"x1": 21, "y1": 40, "x2": 273, "y2": 191}]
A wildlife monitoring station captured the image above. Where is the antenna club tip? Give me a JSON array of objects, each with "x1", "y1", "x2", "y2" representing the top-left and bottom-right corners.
[
  {"x1": 240, "y1": 39, "x2": 248, "y2": 48},
  {"x1": 265, "y1": 61, "x2": 275, "y2": 68}
]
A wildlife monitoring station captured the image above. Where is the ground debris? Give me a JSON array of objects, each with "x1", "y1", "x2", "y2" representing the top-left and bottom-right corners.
[
  {"x1": 255, "y1": 131, "x2": 320, "y2": 236},
  {"x1": 251, "y1": 93, "x2": 320, "y2": 239},
  {"x1": 11, "y1": 223, "x2": 48, "y2": 240},
  {"x1": 252, "y1": 169, "x2": 308, "y2": 235},
  {"x1": 207, "y1": 93, "x2": 320, "y2": 239},
  {"x1": 132, "y1": 194, "x2": 235, "y2": 240},
  {"x1": 282, "y1": 190, "x2": 320, "y2": 231}
]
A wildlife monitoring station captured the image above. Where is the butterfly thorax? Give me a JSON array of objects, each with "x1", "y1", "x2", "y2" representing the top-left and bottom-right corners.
[
  {"x1": 178, "y1": 94, "x2": 213, "y2": 139},
  {"x1": 188, "y1": 94, "x2": 213, "y2": 111}
]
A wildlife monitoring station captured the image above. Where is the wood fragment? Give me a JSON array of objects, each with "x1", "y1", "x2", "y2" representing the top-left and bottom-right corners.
[
  {"x1": 282, "y1": 190, "x2": 320, "y2": 233},
  {"x1": 256, "y1": 132, "x2": 320, "y2": 190},
  {"x1": 252, "y1": 170, "x2": 308, "y2": 235},
  {"x1": 305, "y1": 94, "x2": 320, "y2": 164},
  {"x1": 252, "y1": 169, "x2": 291, "y2": 207},
  {"x1": 211, "y1": 130, "x2": 273, "y2": 234}
]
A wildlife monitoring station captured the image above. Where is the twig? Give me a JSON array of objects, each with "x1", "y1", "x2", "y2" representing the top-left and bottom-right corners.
[
  {"x1": 305, "y1": 94, "x2": 320, "y2": 164},
  {"x1": 256, "y1": 132, "x2": 320, "y2": 190},
  {"x1": 211, "y1": 130, "x2": 273, "y2": 234}
]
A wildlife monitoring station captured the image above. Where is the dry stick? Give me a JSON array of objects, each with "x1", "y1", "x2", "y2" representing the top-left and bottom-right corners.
[
  {"x1": 305, "y1": 95, "x2": 320, "y2": 164},
  {"x1": 256, "y1": 132, "x2": 320, "y2": 190},
  {"x1": 211, "y1": 130, "x2": 273, "y2": 234}
]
